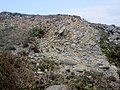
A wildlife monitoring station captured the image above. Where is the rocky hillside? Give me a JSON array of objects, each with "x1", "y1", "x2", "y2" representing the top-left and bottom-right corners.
[{"x1": 0, "y1": 12, "x2": 120, "y2": 90}]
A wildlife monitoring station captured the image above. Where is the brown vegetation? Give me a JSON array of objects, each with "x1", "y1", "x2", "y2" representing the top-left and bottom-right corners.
[{"x1": 0, "y1": 50, "x2": 36, "y2": 90}]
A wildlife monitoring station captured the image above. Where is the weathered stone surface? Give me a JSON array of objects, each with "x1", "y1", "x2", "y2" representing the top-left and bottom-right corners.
[
  {"x1": 60, "y1": 59, "x2": 78, "y2": 65},
  {"x1": 45, "y1": 85, "x2": 71, "y2": 90}
]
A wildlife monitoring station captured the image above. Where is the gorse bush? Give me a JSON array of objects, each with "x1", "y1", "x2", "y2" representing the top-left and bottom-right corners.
[
  {"x1": 0, "y1": 50, "x2": 36, "y2": 90},
  {"x1": 0, "y1": 51, "x2": 19, "y2": 90},
  {"x1": 29, "y1": 27, "x2": 45, "y2": 38},
  {"x1": 22, "y1": 26, "x2": 45, "y2": 48}
]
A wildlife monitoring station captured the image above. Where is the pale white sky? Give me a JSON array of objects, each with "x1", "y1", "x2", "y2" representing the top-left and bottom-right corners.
[{"x1": 0, "y1": 0, "x2": 120, "y2": 25}]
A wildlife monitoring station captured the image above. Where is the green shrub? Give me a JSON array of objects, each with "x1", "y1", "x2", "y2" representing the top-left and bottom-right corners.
[
  {"x1": 38, "y1": 60, "x2": 59, "y2": 72},
  {"x1": 22, "y1": 40, "x2": 29, "y2": 48},
  {"x1": 29, "y1": 41, "x2": 39, "y2": 53},
  {"x1": 29, "y1": 27, "x2": 45, "y2": 38},
  {"x1": 4, "y1": 44, "x2": 16, "y2": 50},
  {"x1": 117, "y1": 70, "x2": 120, "y2": 77}
]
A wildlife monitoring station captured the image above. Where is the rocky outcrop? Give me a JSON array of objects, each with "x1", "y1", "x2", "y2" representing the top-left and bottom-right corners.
[
  {"x1": 0, "y1": 12, "x2": 120, "y2": 89},
  {"x1": 89, "y1": 23, "x2": 120, "y2": 45}
]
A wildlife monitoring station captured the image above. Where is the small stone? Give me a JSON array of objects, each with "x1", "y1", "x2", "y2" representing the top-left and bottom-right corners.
[
  {"x1": 36, "y1": 63, "x2": 39, "y2": 66},
  {"x1": 37, "y1": 71, "x2": 44, "y2": 74},
  {"x1": 99, "y1": 66, "x2": 110, "y2": 70},
  {"x1": 38, "y1": 68, "x2": 41, "y2": 71},
  {"x1": 45, "y1": 69, "x2": 48, "y2": 72},
  {"x1": 110, "y1": 65, "x2": 118, "y2": 71}
]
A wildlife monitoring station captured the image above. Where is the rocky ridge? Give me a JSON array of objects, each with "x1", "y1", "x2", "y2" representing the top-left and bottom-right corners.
[{"x1": 0, "y1": 12, "x2": 120, "y2": 90}]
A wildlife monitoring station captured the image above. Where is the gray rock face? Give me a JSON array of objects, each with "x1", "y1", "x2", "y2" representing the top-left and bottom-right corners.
[
  {"x1": 0, "y1": 12, "x2": 119, "y2": 81},
  {"x1": 45, "y1": 85, "x2": 71, "y2": 90},
  {"x1": 89, "y1": 23, "x2": 120, "y2": 45}
]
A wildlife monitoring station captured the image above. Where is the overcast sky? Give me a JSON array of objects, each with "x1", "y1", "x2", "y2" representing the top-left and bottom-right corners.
[{"x1": 0, "y1": 0, "x2": 120, "y2": 25}]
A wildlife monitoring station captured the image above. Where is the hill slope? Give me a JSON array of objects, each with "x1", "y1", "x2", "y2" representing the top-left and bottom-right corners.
[{"x1": 0, "y1": 12, "x2": 120, "y2": 90}]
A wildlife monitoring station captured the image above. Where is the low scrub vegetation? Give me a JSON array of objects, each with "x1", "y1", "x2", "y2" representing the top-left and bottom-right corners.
[
  {"x1": 4, "y1": 44, "x2": 16, "y2": 50},
  {"x1": 99, "y1": 30, "x2": 120, "y2": 67},
  {"x1": 90, "y1": 23, "x2": 120, "y2": 67},
  {"x1": 22, "y1": 26, "x2": 45, "y2": 48},
  {"x1": 0, "y1": 50, "x2": 36, "y2": 90},
  {"x1": 29, "y1": 26, "x2": 45, "y2": 38},
  {"x1": 0, "y1": 50, "x2": 119, "y2": 90}
]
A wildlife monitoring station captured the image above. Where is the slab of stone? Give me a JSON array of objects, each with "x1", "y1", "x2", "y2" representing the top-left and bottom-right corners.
[
  {"x1": 60, "y1": 59, "x2": 78, "y2": 65},
  {"x1": 45, "y1": 85, "x2": 71, "y2": 90}
]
